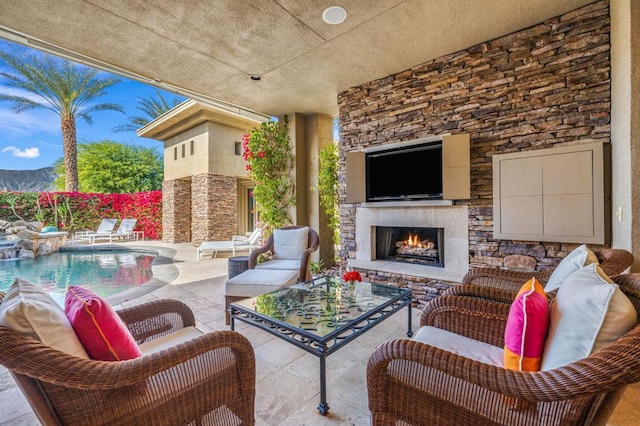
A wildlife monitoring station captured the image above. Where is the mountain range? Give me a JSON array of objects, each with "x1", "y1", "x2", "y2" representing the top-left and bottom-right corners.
[{"x1": 0, "y1": 167, "x2": 56, "y2": 192}]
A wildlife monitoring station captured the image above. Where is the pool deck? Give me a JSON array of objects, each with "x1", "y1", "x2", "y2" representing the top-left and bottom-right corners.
[{"x1": 1, "y1": 240, "x2": 639, "y2": 425}]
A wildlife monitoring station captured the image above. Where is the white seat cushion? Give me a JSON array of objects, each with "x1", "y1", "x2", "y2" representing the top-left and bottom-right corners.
[
  {"x1": 273, "y1": 227, "x2": 309, "y2": 260},
  {"x1": 225, "y1": 269, "x2": 298, "y2": 297},
  {"x1": 412, "y1": 326, "x2": 503, "y2": 367},
  {"x1": 139, "y1": 326, "x2": 203, "y2": 355},
  {"x1": 255, "y1": 259, "x2": 301, "y2": 275}
]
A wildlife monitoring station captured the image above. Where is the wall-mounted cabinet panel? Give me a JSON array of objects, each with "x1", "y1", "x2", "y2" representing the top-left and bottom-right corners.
[
  {"x1": 346, "y1": 151, "x2": 365, "y2": 203},
  {"x1": 442, "y1": 134, "x2": 470, "y2": 200},
  {"x1": 501, "y1": 196, "x2": 544, "y2": 235},
  {"x1": 500, "y1": 157, "x2": 542, "y2": 197},
  {"x1": 493, "y1": 142, "x2": 605, "y2": 244}
]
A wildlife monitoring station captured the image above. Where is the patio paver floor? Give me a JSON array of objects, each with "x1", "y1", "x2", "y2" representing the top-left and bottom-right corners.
[{"x1": 1, "y1": 241, "x2": 638, "y2": 425}]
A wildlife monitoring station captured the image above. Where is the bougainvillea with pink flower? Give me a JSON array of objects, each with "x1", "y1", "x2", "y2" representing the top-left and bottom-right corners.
[
  {"x1": 242, "y1": 118, "x2": 295, "y2": 237},
  {"x1": 0, "y1": 191, "x2": 162, "y2": 239}
]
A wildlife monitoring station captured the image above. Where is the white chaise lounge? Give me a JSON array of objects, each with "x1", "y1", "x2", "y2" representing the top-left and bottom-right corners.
[{"x1": 197, "y1": 228, "x2": 262, "y2": 260}]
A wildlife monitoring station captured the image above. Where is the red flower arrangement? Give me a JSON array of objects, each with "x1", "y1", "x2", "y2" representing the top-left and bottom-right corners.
[{"x1": 342, "y1": 271, "x2": 362, "y2": 283}]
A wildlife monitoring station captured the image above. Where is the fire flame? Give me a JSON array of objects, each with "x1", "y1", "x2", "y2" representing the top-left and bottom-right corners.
[{"x1": 405, "y1": 234, "x2": 423, "y2": 247}]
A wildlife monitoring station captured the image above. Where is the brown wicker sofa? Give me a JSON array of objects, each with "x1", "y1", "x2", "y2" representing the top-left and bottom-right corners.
[
  {"x1": 367, "y1": 272, "x2": 640, "y2": 425},
  {"x1": 462, "y1": 247, "x2": 634, "y2": 292},
  {"x1": 0, "y1": 299, "x2": 256, "y2": 426}
]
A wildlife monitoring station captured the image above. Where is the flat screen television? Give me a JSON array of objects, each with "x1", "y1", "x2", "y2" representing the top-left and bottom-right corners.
[{"x1": 366, "y1": 142, "x2": 443, "y2": 201}]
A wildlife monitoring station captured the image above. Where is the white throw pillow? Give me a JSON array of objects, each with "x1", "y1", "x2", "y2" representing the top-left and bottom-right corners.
[
  {"x1": 0, "y1": 277, "x2": 88, "y2": 358},
  {"x1": 544, "y1": 244, "x2": 599, "y2": 292},
  {"x1": 272, "y1": 227, "x2": 309, "y2": 260},
  {"x1": 541, "y1": 264, "x2": 636, "y2": 370}
]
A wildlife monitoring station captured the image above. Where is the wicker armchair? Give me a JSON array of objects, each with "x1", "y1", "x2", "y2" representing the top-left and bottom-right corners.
[
  {"x1": 0, "y1": 299, "x2": 256, "y2": 426},
  {"x1": 463, "y1": 248, "x2": 634, "y2": 292},
  {"x1": 367, "y1": 273, "x2": 640, "y2": 426},
  {"x1": 248, "y1": 225, "x2": 320, "y2": 281}
]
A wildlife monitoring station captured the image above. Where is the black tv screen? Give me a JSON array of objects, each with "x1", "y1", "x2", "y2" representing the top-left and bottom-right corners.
[{"x1": 366, "y1": 142, "x2": 443, "y2": 201}]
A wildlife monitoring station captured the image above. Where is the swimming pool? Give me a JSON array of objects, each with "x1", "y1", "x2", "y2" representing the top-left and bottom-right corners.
[{"x1": 0, "y1": 250, "x2": 158, "y2": 304}]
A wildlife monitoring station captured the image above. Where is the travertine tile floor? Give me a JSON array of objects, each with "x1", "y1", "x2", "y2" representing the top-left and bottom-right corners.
[{"x1": 1, "y1": 241, "x2": 638, "y2": 425}]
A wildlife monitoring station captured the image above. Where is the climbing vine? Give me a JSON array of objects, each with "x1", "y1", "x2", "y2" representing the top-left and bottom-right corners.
[
  {"x1": 315, "y1": 143, "x2": 339, "y2": 247},
  {"x1": 243, "y1": 118, "x2": 295, "y2": 236}
]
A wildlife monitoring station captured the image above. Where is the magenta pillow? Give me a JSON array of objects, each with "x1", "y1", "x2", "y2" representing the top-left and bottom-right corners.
[
  {"x1": 65, "y1": 286, "x2": 141, "y2": 361},
  {"x1": 504, "y1": 277, "x2": 550, "y2": 371}
]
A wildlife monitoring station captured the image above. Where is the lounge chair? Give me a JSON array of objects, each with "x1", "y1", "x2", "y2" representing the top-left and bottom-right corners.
[
  {"x1": 72, "y1": 218, "x2": 117, "y2": 243},
  {"x1": 89, "y1": 218, "x2": 138, "y2": 244},
  {"x1": 197, "y1": 228, "x2": 262, "y2": 260}
]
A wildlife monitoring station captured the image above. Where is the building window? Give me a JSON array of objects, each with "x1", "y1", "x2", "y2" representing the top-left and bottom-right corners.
[
  {"x1": 235, "y1": 141, "x2": 242, "y2": 156},
  {"x1": 174, "y1": 147, "x2": 177, "y2": 160},
  {"x1": 182, "y1": 144, "x2": 185, "y2": 158},
  {"x1": 190, "y1": 140, "x2": 194, "y2": 155}
]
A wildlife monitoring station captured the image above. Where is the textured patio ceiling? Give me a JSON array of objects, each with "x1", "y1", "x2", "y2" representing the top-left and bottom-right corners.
[{"x1": 0, "y1": 0, "x2": 594, "y2": 117}]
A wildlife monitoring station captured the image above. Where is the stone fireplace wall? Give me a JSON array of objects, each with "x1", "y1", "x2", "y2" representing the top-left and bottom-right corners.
[{"x1": 338, "y1": 1, "x2": 611, "y2": 297}]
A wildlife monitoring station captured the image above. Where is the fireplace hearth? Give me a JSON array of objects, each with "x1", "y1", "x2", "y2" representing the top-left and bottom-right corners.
[{"x1": 374, "y1": 226, "x2": 444, "y2": 267}]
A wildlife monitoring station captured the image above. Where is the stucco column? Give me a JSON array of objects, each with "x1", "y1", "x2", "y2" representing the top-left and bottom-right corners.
[
  {"x1": 286, "y1": 113, "x2": 336, "y2": 267},
  {"x1": 611, "y1": 0, "x2": 640, "y2": 270}
]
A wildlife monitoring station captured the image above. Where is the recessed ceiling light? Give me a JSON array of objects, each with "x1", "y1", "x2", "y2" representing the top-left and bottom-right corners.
[
  {"x1": 322, "y1": 6, "x2": 347, "y2": 25},
  {"x1": 250, "y1": 75, "x2": 261, "y2": 81}
]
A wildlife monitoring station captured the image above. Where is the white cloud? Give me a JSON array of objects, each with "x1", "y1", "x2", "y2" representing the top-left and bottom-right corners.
[
  {"x1": 0, "y1": 86, "x2": 46, "y2": 104},
  {"x1": 0, "y1": 108, "x2": 59, "y2": 136},
  {"x1": 2, "y1": 145, "x2": 40, "y2": 158}
]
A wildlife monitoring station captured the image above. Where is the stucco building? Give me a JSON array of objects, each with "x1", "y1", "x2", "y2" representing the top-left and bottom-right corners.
[{"x1": 138, "y1": 99, "x2": 269, "y2": 245}]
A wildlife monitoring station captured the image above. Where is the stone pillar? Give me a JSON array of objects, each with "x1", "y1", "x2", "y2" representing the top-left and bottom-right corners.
[
  {"x1": 191, "y1": 173, "x2": 238, "y2": 246},
  {"x1": 162, "y1": 178, "x2": 191, "y2": 243}
]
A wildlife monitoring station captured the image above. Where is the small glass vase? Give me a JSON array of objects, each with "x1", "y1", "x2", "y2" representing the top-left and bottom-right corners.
[{"x1": 342, "y1": 280, "x2": 356, "y2": 297}]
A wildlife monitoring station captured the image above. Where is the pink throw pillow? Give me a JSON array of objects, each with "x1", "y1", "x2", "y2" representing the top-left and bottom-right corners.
[
  {"x1": 504, "y1": 277, "x2": 550, "y2": 371},
  {"x1": 65, "y1": 286, "x2": 141, "y2": 361}
]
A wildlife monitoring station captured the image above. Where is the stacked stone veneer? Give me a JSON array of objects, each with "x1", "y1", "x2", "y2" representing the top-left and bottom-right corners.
[
  {"x1": 338, "y1": 1, "x2": 611, "y2": 304},
  {"x1": 162, "y1": 179, "x2": 192, "y2": 243},
  {"x1": 163, "y1": 174, "x2": 239, "y2": 245},
  {"x1": 191, "y1": 173, "x2": 238, "y2": 246}
]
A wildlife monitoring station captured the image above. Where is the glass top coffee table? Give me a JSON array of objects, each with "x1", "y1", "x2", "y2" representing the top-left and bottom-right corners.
[{"x1": 229, "y1": 275, "x2": 413, "y2": 415}]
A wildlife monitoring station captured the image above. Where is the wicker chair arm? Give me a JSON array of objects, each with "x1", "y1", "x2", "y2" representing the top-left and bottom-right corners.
[
  {"x1": 0, "y1": 328, "x2": 254, "y2": 391},
  {"x1": 595, "y1": 248, "x2": 635, "y2": 276},
  {"x1": 116, "y1": 299, "x2": 196, "y2": 343},
  {"x1": 463, "y1": 268, "x2": 553, "y2": 292},
  {"x1": 368, "y1": 325, "x2": 640, "y2": 407},
  {"x1": 248, "y1": 237, "x2": 273, "y2": 269}
]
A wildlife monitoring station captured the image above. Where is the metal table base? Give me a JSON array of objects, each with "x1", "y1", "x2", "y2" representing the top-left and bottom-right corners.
[{"x1": 230, "y1": 279, "x2": 413, "y2": 415}]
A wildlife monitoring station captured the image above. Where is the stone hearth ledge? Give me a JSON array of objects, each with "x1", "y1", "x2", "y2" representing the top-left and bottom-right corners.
[{"x1": 349, "y1": 259, "x2": 465, "y2": 283}]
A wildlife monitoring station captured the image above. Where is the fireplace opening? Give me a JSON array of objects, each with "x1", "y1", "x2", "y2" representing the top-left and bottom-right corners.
[{"x1": 374, "y1": 226, "x2": 444, "y2": 267}]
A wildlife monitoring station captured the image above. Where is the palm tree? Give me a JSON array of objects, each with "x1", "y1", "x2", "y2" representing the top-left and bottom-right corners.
[
  {"x1": 0, "y1": 50, "x2": 124, "y2": 192},
  {"x1": 113, "y1": 90, "x2": 183, "y2": 132}
]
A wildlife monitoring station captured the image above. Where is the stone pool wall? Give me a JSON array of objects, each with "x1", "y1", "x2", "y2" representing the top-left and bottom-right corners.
[{"x1": 0, "y1": 220, "x2": 68, "y2": 259}]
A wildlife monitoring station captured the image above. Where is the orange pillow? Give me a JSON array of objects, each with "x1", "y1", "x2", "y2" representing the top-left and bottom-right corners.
[
  {"x1": 65, "y1": 286, "x2": 141, "y2": 361},
  {"x1": 504, "y1": 278, "x2": 550, "y2": 371}
]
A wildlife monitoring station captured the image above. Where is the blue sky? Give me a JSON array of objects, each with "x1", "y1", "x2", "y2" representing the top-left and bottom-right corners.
[{"x1": 0, "y1": 39, "x2": 186, "y2": 171}]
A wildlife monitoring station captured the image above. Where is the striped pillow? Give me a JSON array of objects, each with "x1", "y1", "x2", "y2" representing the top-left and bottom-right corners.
[{"x1": 504, "y1": 277, "x2": 550, "y2": 371}]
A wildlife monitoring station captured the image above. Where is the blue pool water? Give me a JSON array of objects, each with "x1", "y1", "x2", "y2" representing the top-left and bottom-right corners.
[{"x1": 0, "y1": 250, "x2": 156, "y2": 303}]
